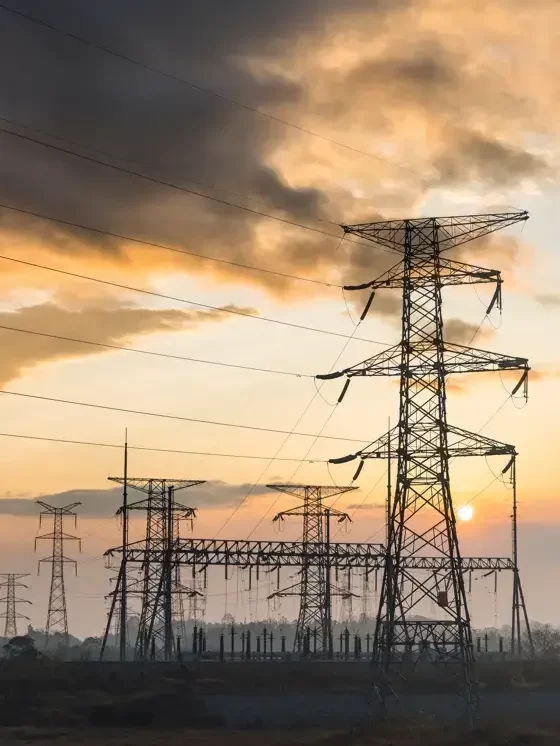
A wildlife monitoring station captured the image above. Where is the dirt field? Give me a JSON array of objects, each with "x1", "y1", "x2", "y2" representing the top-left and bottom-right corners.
[
  {"x1": 1, "y1": 723, "x2": 559, "y2": 746},
  {"x1": 1, "y1": 660, "x2": 560, "y2": 743}
]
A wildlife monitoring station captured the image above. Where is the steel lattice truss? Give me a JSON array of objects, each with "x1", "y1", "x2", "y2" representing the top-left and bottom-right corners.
[
  {"x1": 108, "y1": 478, "x2": 202, "y2": 660},
  {"x1": 105, "y1": 538, "x2": 514, "y2": 574},
  {"x1": 268, "y1": 485, "x2": 354, "y2": 655},
  {"x1": 331, "y1": 423, "x2": 516, "y2": 464},
  {"x1": 0, "y1": 574, "x2": 30, "y2": 639},
  {"x1": 319, "y1": 212, "x2": 529, "y2": 717},
  {"x1": 35, "y1": 502, "x2": 81, "y2": 644}
]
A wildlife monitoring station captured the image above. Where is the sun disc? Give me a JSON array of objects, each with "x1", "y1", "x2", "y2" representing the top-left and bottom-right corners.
[{"x1": 457, "y1": 505, "x2": 474, "y2": 522}]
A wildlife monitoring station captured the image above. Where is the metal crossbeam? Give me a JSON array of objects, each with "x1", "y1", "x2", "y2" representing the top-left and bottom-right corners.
[{"x1": 105, "y1": 539, "x2": 512, "y2": 573}]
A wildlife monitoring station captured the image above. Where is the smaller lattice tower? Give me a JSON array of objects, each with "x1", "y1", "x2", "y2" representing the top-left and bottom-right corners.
[
  {"x1": 107, "y1": 478, "x2": 203, "y2": 661},
  {"x1": 269, "y1": 484, "x2": 355, "y2": 656},
  {"x1": 35, "y1": 502, "x2": 81, "y2": 644},
  {"x1": 0, "y1": 574, "x2": 31, "y2": 639}
]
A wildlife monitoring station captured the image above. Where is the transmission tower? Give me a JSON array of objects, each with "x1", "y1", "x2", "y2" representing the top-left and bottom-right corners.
[
  {"x1": 319, "y1": 212, "x2": 530, "y2": 716},
  {"x1": 35, "y1": 502, "x2": 81, "y2": 645},
  {"x1": 269, "y1": 484, "x2": 355, "y2": 656},
  {"x1": 0, "y1": 574, "x2": 31, "y2": 639},
  {"x1": 102, "y1": 478, "x2": 203, "y2": 661}
]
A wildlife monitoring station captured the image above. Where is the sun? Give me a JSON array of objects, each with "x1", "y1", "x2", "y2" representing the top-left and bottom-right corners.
[{"x1": 457, "y1": 505, "x2": 474, "y2": 522}]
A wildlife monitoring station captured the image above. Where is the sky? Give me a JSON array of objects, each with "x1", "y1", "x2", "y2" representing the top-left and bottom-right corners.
[{"x1": 0, "y1": 0, "x2": 558, "y2": 638}]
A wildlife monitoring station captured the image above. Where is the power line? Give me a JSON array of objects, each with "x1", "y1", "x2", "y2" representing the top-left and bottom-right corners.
[
  {"x1": 0, "y1": 322, "x2": 314, "y2": 378},
  {"x1": 0, "y1": 3, "x2": 422, "y2": 177},
  {"x1": 0, "y1": 114, "x2": 335, "y2": 228},
  {"x1": 219, "y1": 320, "x2": 364, "y2": 539},
  {"x1": 0, "y1": 388, "x2": 369, "y2": 443},
  {"x1": 0, "y1": 126, "x2": 398, "y2": 260},
  {"x1": 0, "y1": 430, "x2": 325, "y2": 462},
  {"x1": 0, "y1": 198, "x2": 338, "y2": 289},
  {"x1": 0, "y1": 251, "x2": 389, "y2": 345}
]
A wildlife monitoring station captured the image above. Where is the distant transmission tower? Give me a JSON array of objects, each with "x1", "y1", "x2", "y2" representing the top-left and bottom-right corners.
[
  {"x1": 0, "y1": 574, "x2": 31, "y2": 639},
  {"x1": 269, "y1": 484, "x2": 355, "y2": 656},
  {"x1": 104, "y1": 478, "x2": 203, "y2": 661},
  {"x1": 35, "y1": 502, "x2": 81, "y2": 644},
  {"x1": 320, "y1": 212, "x2": 530, "y2": 716}
]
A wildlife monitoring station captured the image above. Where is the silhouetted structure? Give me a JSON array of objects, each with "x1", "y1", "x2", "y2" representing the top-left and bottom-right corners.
[
  {"x1": 0, "y1": 574, "x2": 30, "y2": 638},
  {"x1": 101, "y1": 477, "x2": 202, "y2": 661},
  {"x1": 35, "y1": 502, "x2": 81, "y2": 644},
  {"x1": 321, "y1": 211, "x2": 530, "y2": 718},
  {"x1": 269, "y1": 484, "x2": 354, "y2": 655}
]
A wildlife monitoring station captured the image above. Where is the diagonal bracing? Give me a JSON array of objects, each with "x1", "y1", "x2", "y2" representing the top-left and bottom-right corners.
[{"x1": 318, "y1": 211, "x2": 529, "y2": 719}]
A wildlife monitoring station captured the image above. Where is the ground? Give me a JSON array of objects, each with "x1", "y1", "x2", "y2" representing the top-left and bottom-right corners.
[{"x1": 0, "y1": 660, "x2": 560, "y2": 744}]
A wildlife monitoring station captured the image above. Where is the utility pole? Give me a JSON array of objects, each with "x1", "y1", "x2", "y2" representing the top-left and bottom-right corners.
[
  {"x1": 101, "y1": 478, "x2": 203, "y2": 661},
  {"x1": 0, "y1": 574, "x2": 31, "y2": 639},
  {"x1": 502, "y1": 455, "x2": 534, "y2": 658},
  {"x1": 120, "y1": 432, "x2": 128, "y2": 662},
  {"x1": 320, "y1": 211, "x2": 530, "y2": 718},
  {"x1": 268, "y1": 484, "x2": 355, "y2": 656},
  {"x1": 35, "y1": 502, "x2": 81, "y2": 645}
]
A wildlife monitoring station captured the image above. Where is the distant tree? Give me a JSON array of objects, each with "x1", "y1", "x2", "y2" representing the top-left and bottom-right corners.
[
  {"x1": 529, "y1": 623, "x2": 560, "y2": 658},
  {"x1": 3, "y1": 634, "x2": 39, "y2": 660}
]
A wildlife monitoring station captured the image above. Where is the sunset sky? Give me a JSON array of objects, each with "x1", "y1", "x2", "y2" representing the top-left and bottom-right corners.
[{"x1": 0, "y1": 0, "x2": 558, "y2": 638}]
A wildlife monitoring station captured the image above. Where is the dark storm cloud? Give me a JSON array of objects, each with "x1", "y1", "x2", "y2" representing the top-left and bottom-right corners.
[
  {"x1": 0, "y1": 0, "x2": 546, "y2": 308},
  {"x1": 0, "y1": 0, "x2": 399, "y2": 295},
  {"x1": 0, "y1": 480, "x2": 275, "y2": 516}
]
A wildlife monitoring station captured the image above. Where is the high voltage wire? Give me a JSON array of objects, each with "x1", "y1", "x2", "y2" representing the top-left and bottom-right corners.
[
  {"x1": 0, "y1": 200, "x2": 338, "y2": 289},
  {"x1": 217, "y1": 319, "x2": 365, "y2": 539},
  {"x1": 0, "y1": 431, "x2": 324, "y2": 462},
  {"x1": 0, "y1": 388, "x2": 369, "y2": 443},
  {"x1": 0, "y1": 126, "x2": 347, "y2": 237},
  {"x1": 0, "y1": 251, "x2": 389, "y2": 345},
  {"x1": 0, "y1": 114, "x2": 332, "y2": 228},
  {"x1": 0, "y1": 3, "x2": 421, "y2": 177},
  {"x1": 0, "y1": 126, "x2": 399, "y2": 261},
  {"x1": 0, "y1": 323, "x2": 314, "y2": 378}
]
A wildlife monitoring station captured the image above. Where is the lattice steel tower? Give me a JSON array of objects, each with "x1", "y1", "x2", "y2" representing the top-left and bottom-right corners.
[
  {"x1": 269, "y1": 484, "x2": 355, "y2": 656},
  {"x1": 106, "y1": 478, "x2": 202, "y2": 661},
  {"x1": 0, "y1": 574, "x2": 31, "y2": 639},
  {"x1": 35, "y1": 502, "x2": 81, "y2": 644},
  {"x1": 319, "y1": 212, "x2": 530, "y2": 714}
]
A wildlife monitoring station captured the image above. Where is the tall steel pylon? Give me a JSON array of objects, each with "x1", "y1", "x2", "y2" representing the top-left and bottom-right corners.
[
  {"x1": 0, "y1": 574, "x2": 31, "y2": 639},
  {"x1": 269, "y1": 484, "x2": 355, "y2": 656},
  {"x1": 104, "y1": 478, "x2": 203, "y2": 661},
  {"x1": 319, "y1": 212, "x2": 530, "y2": 716},
  {"x1": 35, "y1": 502, "x2": 81, "y2": 645}
]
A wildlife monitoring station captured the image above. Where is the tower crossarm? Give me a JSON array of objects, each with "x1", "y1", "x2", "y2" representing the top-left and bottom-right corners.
[
  {"x1": 330, "y1": 424, "x2": 516, "y2": 464},
  {"x1": 318, "y1": 343, "x2": 529, "y2": 380},
  {"x1": 348, "y1": 257, "x2": 501, "y2": 292},
  {"x1": 108, "y1": 478, "x2": 205, "y2": 497},
  {"x1": 274, "y1": 505, "x2": 350, "y2": 521},
  {"x1": 342, "y1": 211, "x2": 528, "y2": 254}
]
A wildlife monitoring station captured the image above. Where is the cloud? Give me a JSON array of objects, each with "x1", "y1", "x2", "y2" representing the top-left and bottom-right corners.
[
  {"x1": 0, "y1": 301, "x2": 257, "y2": 385},
  {"x1": 0, "y1": 480, "x2": 275, "y2": 517},
  {"x1": 434, "y1": 130, "x2": 548, "y2": 186},
  {"x1": 445, "y1": 319, "x2": 493, "y2": 345},
  {"x1": 347, "y1": 502, "x2": 384, "y2": 511},
  {"x1": 535, "y1": 294, "x2": 560, "y2": 309},
  {"x1": 0, "y1": 0, "x2": 549, "y2": 311}
]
